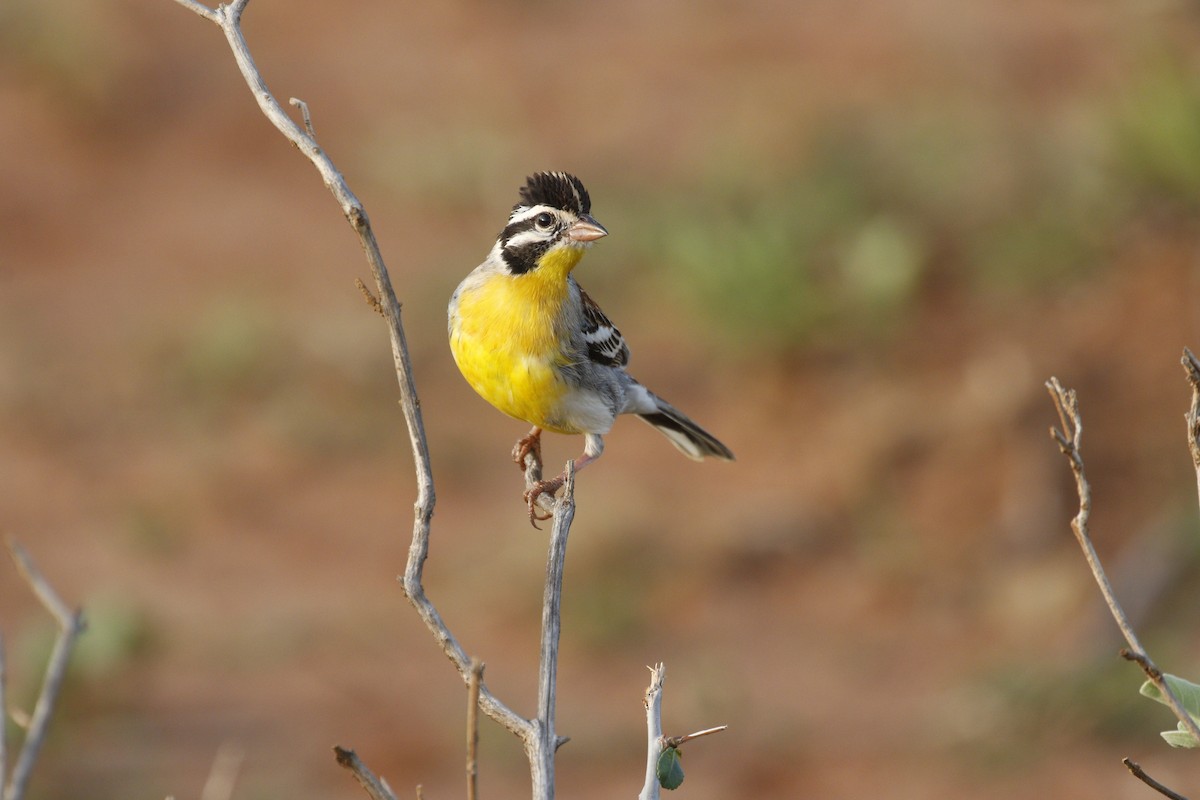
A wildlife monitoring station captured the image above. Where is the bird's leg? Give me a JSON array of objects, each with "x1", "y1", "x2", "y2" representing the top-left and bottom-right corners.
[
  {"x1": 512, "y1": 426, "x2": 543, "y2": 471},
  {"x1": 523, "y1": 434, "x2": 603, "y2": 527}
]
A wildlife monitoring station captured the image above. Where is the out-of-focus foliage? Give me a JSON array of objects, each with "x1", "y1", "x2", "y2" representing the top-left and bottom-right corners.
[
  {"x1": 1113, "y1": 57, "x2": 1200, "y2": 212},
  {"x1": 610, "y1": 55, "x2": 1200, "y2": 358}
]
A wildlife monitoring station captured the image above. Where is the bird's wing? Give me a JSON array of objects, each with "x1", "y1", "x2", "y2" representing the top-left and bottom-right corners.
[{"x1": 579, "y1": 288, "x2": 630, "y2": 368}]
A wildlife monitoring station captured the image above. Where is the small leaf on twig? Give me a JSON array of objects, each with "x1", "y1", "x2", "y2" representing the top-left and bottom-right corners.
[
  {"x1": 656, "y1": 746, "x2": 684, "y2": 790},
  {"x1": 1160, "y1": 723, "x2": 1200, "y2": 749},
  {"x1": 1140, "y1": 673, "x2": 1200, "y2": 747}
]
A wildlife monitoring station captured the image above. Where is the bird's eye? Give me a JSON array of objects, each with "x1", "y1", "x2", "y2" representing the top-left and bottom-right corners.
[{"x1": 534, "y1": 212, "x2": 555, "y2": 231}]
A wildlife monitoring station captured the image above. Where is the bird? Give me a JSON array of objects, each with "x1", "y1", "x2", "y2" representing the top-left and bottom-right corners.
[{"x1": 448, "y1": 171, "x2": 734, "y2": 524}]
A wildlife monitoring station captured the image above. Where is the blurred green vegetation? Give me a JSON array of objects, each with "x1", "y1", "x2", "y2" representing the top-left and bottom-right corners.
[
  {"x1": 562, "y1": 533, "x2": 667, "y2": 651},
  {"x1": 0, "y1": 0, "x2": 128, "y2": 118},
  {"x1": 9, "y1": 595, "x2": 153, "y2": 710},
  {"x1": 1114, "y1": 56, "x2": 1200, "y2": 212},
  {"x1": 151, "y1": 298, "x2": 396, "y2": 459},
  {"x1": 606, "y1": 56, "x2": 1200, "y2": 359}
]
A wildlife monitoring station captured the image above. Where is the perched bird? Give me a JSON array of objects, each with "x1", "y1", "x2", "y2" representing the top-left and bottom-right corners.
[{"x1": 448, "y1": 171, "x2": 734, "y2": 523}]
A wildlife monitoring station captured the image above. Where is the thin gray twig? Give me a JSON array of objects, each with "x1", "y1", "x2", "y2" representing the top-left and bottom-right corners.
[
  {"x1": 333, "y1": 747, "x2": 398, "y2": 800},
  {"x1": 527, "y1": 462, "x2": 576, "y2": 797},
  {"x1": 166, "y1": 0, "x2": 532, "y2": 751},
  {"x1": 4, "y1": 540, "x2": 85, "y2": 800},
  {"x1": 1045, "y1": 378, "x2": 1200, "y2": 747},
  {"x1": 166, "y1": 4, "x2": 581, "y2": 798}
]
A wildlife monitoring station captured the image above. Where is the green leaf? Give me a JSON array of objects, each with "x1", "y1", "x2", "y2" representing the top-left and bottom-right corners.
[
  {"x1": 657, "y1": 746, "x2": 685, "y2": 790},
  {"x1": 1162, "y1": 723, "x2": 1200, "y2": 749},
  {"x1": 1139, "y1": 674, "x2": 1200, "y2": 747},
  {"x1": 1140, "y1": 674, "x2": 1200, "y2": 715}
]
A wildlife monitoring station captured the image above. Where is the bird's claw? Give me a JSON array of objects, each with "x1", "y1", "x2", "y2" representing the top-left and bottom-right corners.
[
  {"x1": 523, "y1": 477, "x2": 563, "y2": 528},
  {"x1": 512, "y1": 430, "x2": 543, "y2": 471}
]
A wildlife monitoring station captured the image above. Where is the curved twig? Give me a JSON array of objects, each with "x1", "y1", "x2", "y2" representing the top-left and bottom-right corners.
[
  {"x1": 167, "y1": 4, "x2": 583, "y2": 797},
  {"x1": 333, "y1": 747, "x2": 398, "y2": 800},
  {"x1": 1123, "y1": 758, "x2": 1190, "y2": 800},
  {"x1": 167, "y1": 0, "x2": 538, "y2": 741},
  {"x1": 1045, "y1": 378, "x2": 1200, "y2": 747}
]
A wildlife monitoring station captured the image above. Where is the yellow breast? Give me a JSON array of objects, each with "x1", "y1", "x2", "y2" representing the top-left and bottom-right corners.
[{"x1": 450, "y1": 260, "x2": 583, "y2": 433}]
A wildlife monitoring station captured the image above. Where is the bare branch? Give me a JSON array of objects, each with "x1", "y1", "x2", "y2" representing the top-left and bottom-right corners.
[
  {"x1": 4, "y1": 540, "x2": 85, "y2": 800},
  {"x1": 167, "y1": 0, "x2": 535, "y2": 749},
  {"x1": 526, "y1": 462, "x2": 577, "y2": 796},
  {"x1": 1123, "y1": 758, "x2": 1190, "y2": 800},
  {"x1": 466, "y1": 659, "x2": 483, "y2": 800},
  {"x1": 333, "y1": 747, "x2": 398, "y2": 800},
  {"x1": 400, "y1": 581, "x2": 531, "y2": 741},
  {"x1": 639, "y1": 664, "x2": 667, "y2": 800},
  {"x1": 1181, "y1": 348, "x2": 1200, "y2": 517},
  {"x1": 172, "y1": 8, "x2": 591, "y2": 798},
  {"x1": 1121, "y1": 648, "x2": 1164, "y2": 680},
  {"x1": 665, "y1": 725, "x2": 728, "y2": 748},
  {"x1": 1045, "y1": 378, "x2": 1200, "y2": 747},
  {"x1": 8, "y1": 541, "x2": 75, "y2": 630}
]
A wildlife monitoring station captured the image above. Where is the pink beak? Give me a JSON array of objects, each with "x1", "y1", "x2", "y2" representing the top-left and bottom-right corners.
[{"x1": 566, "y1": 214, "x2": 608, "y2": 243}]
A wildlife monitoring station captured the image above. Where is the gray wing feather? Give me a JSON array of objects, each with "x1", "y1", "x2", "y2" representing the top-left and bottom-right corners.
[{"x1": 579, "y1": 289, "x2": 630, "y2": 368}]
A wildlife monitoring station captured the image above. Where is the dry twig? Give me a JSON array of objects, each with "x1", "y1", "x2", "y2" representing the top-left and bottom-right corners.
[
  {"x1": 3, "y1": 540, "x2": 86, "y2": 800},
  {"x1": 1181, "y1": 348, "x2": 1200, "y2": 516},
  {"x1": 168, "y1": 3, "x2": 582, "y2": 797},
  {"x1": 333, "y1": 747, "x2": 398, "y2": 800},
  {"x1": 665, "y1": 725, "x2": 729, "y2": 749},
  {"x1": 1123, "y1": 758, "x2": 1190, "y2": 800},
  {"x1": 637, "y1": 664, "x2": 726, "y2": 800},
  {"x1": 167, "y1": 0, "x2": 523, "y2": 731},
  {"x1": 639, "y1": 664, "x2": 667, "y2": 800},
  {"x1": 529, "y1": 463, "x2": 576, "y2": 797},
  {"x1": 1045, "y1": 378, "x2": 1200, "y2": 746},
  {"x1": 466, "y1": 659, "x2": 483, "y2": 800}
]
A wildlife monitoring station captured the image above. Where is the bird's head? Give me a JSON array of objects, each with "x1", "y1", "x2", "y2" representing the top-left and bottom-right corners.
[{"x1": 494, "y1": 171, "x2": 608, "y2": 277}]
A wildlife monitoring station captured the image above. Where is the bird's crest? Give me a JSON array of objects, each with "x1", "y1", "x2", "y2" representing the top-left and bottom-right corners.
[{"x1": 517, "y1": 172, "x2": 591, "y2": 216}]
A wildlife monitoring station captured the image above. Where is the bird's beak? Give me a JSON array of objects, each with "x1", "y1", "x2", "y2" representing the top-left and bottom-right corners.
[{"x1": 566, "y1": 214, "x2": 608, "y2": 243}]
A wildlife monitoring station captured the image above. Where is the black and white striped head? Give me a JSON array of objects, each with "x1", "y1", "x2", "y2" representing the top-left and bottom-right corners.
[{"x1": 493, "y1": 172, "x2": 608, "y2": 275}]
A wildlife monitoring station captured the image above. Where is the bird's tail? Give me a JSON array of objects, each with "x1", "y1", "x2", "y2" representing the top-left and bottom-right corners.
[{"x1": 637, "y1": 393, "x2": 735, "y2": 462}]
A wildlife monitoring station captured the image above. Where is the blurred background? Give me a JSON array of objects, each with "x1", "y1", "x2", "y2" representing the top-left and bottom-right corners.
[{"x1": 3, "y1": 0, "x2": 1200, "y2": 797}]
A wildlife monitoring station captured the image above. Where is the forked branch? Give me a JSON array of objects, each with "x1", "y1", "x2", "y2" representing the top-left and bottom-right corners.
[
  {"x1": 638, "y1": 663, "x2": 726, "y2": 800},
  {"x1": 3, "y1": 540, "x2": 86, "y2": 800},
  {"x1": 1045, "y1": 378, "x2": 1200, "y2": 748},
  {"x1": 166, "y1": 0, "x2": 530, "y2": 739},
  {"x1": 168, "y1": 3, "x2": 581, "y2": 797}
]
